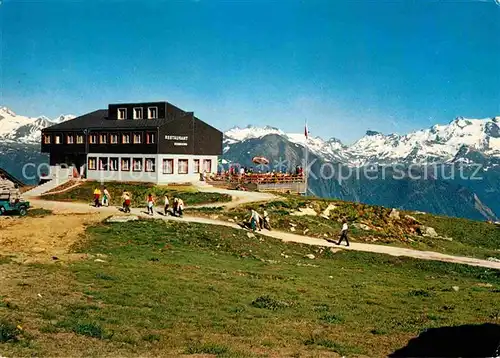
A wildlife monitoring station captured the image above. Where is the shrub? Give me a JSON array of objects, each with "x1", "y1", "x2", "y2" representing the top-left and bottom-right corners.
[
  {"x1": 251, "y1": 295, "x2": 290, "y2": 310},
  {"x1": 0, "y1": 320, "x2": 22, "y2": 343}
]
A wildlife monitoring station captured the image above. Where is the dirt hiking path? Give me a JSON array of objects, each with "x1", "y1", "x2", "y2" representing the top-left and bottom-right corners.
[{"x1": 25, "y1": 194, "x2": 500, "y2": 270}]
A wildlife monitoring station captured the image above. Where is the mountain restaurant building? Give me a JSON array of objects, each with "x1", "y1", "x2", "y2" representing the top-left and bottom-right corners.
[{"x1": 41, "y1": 101, "x2": 223, "y2": 184}]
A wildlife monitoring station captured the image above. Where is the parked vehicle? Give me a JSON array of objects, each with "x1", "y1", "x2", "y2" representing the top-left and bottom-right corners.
[{"x1": 0, "y1": 194, "x2": 30, "y2": 216}]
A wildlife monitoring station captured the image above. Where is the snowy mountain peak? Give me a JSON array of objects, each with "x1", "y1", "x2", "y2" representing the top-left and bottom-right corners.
[
  {"x1": 0, "y1": 106, "x2": 75, "y2": 143},
  {"x1": 224, "y1": 116, "x2": 500, "y2": 166}
]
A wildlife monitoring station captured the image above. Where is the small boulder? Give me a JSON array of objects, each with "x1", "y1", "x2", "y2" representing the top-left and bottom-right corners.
[
  {"x1": 452, "y1": 286, "x2": 460, "y2": 292},
  {"x1": 290, "y1": 227, "x2": 296, "y2": 232},
  {"x1": 106, "y1": 215, "x2": 139, "y2": 223},
  {"x1": 228, "y1": 218, "x2": 235, "y2": 223},
  {"x1": 291, "y1": 207, "x2": 318, "y2": 217},
  {"x1": 321, "y1": 204, "x2": 337, "y2": 219},
  {"x1": 353, "y1": 223, "x2": 371, "y2": 231},
  {"x1": 305, "y1": 254, "x2": 315, "y2": 259},
  {"x1": 246, "y1": 232, "x2": 256, "y2": 239},
  {"x1": 404, "y1": 215, "x2": 421, "y2": 224},
  {"x1": 421, "y1": 226, "x2": 439, "y2": 238},
  {"x1": 94, "y1": 259, "x2": 107, "y2": 263},
  {"x1": 389, "y1": 209, "x2": 400, "y2": 220}
]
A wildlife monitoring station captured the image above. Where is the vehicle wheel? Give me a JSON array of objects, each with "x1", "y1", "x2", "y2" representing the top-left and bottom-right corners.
[
  {"x1": 0, "y1": 206, "x2": 5, "y2": 216},
  {"x1": 18, "y1": 207, "x2": 27, "y2": 216}
]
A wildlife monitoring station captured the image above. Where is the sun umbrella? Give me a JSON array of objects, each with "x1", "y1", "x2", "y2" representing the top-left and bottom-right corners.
[{"x1": 252, "y1": 156, "x2": 269, "y2": 165}]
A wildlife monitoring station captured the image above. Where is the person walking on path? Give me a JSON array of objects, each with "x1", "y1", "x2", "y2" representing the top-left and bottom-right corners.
[
  {"x1": 147, "y1": 193, "x2": 155, "y2": 216},
  {"x1": 177, "y1": 198, "x2": 184, "y2": 217},
  {"x1": 249, "y1": 209, "x2": 262, "y2": 232},
  {"x1": 93, "y1": 187, "x2": 102, "y2": 207},
  {"x1": 102, "y1": 187, "x2": 111, "y2": 207},
  {"x1": 336, "y1": 220, "x2": 350, "y2": 247},
  {"x1": 164, "y1": 194, "x2": 170, "y2": 216},
  {"x1": 122, "y1": 190, "x2": 131, "y2": 213}
]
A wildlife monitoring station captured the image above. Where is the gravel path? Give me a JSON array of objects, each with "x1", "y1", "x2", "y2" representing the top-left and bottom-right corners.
[{"x1": 27, "y1": 190, "x2": 500, "y2": 270}]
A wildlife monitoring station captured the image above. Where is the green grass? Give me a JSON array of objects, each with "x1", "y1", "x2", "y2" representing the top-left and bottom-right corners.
[
  {"x1": 1, "y1": 219, "x2": 499, "y2": 356},
  {"x1": 26, "y1": 208, "x2": 53, "y2": 217},
  {"x1": 42, "y1": 181, "x2": 232, "y2": 207}
]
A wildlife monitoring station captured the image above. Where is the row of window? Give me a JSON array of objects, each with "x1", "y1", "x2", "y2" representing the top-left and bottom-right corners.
[
  {"x1": 87, "y1": 157, "x2": 212, "y2": 174},
  {"x1": 118, "y1": 107, "x2": 157, "y2": 120},
  {"x1": 43, "y1": 133, "x2": 155, "y2": 145}
]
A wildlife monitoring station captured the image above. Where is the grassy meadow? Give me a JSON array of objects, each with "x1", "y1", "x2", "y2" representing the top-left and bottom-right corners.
[
  {"x1": 42, "y1": 181, "x2": 232, "y2": 207},
  {"x1": 1, "y1": 219, "x2": 499, "y2": 357}
]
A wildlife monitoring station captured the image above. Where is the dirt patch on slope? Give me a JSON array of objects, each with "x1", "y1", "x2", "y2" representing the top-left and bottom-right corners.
[{"x1": 0, "y1": 213, "x2": 107, "y2": 264}]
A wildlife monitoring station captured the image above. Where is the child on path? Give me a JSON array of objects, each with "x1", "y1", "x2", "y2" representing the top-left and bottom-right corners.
[
  {"x1": 147, "y1": 193, "x2": 155, "y2": 216},
  {"x1": 177, "y1": 198, "x2": 184, "y2": 217},
  {"x1": 122, "y1": 190, "x2": 131, "y2": 213},
  {"x1": 102, "y1": 187, "x2": 111, "y2": 207},
  {"x1": 93, "y1": 187, "x2": 101, "y2": 207}
]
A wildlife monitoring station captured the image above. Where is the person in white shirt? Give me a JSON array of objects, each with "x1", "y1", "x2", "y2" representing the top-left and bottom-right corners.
[
  {"x1": 102, "y1": 187, "x2": 111, "y2": 207},
  {"x1": 249, "y1": 209, "x2": 261, "y2": 231},
  {"x1": 177, "y1": 198, "x2": 184, "y2": 217},
  {"x1": 336, "y1": 219, "x2": 350, "y2": 247}
]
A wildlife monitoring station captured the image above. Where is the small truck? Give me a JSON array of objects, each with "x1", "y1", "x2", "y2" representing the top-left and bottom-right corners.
[{"x1": 0, "y1": 194, "x2": 30, "y2": 216}]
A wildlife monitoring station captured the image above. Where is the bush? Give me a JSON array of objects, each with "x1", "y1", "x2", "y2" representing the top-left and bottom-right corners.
[
  {"x1": 251, "y1": 295, "x2": 290, "y2": 310},
  {"x1": 0, "y1": 320, "x2": 22, "y2": 343}
]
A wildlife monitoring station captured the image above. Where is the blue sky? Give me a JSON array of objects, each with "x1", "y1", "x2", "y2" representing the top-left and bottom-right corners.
[{"x1": 1, "y1": 0, "x2": 499, "y2": 143}]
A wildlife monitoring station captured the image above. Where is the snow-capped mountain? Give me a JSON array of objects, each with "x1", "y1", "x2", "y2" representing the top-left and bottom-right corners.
[
  {"x1": 224, "y1": 116, "x2": 500, "y2": 166},
  {"x1": 0, "y1": 106, "x2": 75, "y2": 143},
  {"x1": 224, "y1": 125, "x2": 348, "y2": 162}
]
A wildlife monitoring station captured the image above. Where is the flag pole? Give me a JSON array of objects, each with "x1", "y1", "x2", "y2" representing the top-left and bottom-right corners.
[{"x1": 304, "y1": 119, "x2": 308, "y2": 196}]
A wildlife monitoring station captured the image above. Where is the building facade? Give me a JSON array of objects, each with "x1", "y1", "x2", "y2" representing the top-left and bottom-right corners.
[{"x1": 41, "y1": 101, "x2": 223, "y2": 184}]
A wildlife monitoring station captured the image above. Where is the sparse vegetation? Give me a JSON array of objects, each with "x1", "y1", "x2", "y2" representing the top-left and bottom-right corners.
[
  {"x1": 0, "y1": 219, "x2": 499, "y2": 356},
  {"x1": 187, "y1": 195, "x2": 500, "y2": 259}
]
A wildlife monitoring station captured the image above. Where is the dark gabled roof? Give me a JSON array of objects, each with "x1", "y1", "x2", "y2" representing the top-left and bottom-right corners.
[
  {"x1": 43, "y1": 109, "x2": 181, "y2": 131},
  {"x1": 0, "y1": 168, "x2": 26, "y2": 187}
]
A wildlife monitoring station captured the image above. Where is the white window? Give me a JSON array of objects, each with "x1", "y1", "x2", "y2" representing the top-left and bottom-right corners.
[
  {"x1": 67, "y1": 135, "x2": 74, "y2": 144},
  {"x1": 133, "y1": 158, "x2": 143, "y2": 172},
  {"x1": 146, "y1": 132, "x2": 155, "y2": 144},
  {"x1": 76, "y1": 135, "x2": 84, "y2": 144},
  {"x1": 163, "y1": 159, "x2": 173, "y2": 174},
  {"x1": 99, "y1": 157, "x2": 108, "y2": 170},
  {"x1": 88, "y1": 157, "x2": 97, "y2": 170},
  {"x1": 43, "y1": 135, "x2": 51, "y2": 144},
  {"x1": 178, "y1": 159, "x2": 188, "y2": 174},
  {"x1": 99, "y1": 134, "x2": 107, "y2": 144},
  {"x1": 118, "y1": 108, "x2": 127, "y2": 120},
  {"x1": 193, "y1": 159, "x2": 200, "y2": 173},
  {"x1": 89, "y1": 135, "x2": 97, "y2": 144},
  {"x1": 121, "y1": 158, "x2": 130, "y2": 171},
  {"x1": 55, "y1": 135, "x2": 61, "y2": 144},
  {"x1": 133, "y1": 133, "x2": 142, "y2": 144},
  {"x1": 110, "y1": 158, "x2": 119, "y2": 171},
  {"x1": 203, "y1": 159, "x2": 212, "y2": 173},
  {"x1": 145, "y1": 158, "x2": 155, "y2": 172},
  {"x1": 122, "y1": 134, "x2": 130, "y2": 144},
  {"x1": 133, "y1": 107, "x2": 143, "y2": 119},
  {"x1": 148, "y1": 107, "x2": 158, "y2": 119},
  {"x1": 110, "y1": 134, "x2": 119, "y2": 144}
]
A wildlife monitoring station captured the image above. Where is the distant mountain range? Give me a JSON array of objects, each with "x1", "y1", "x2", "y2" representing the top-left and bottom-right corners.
[
  {"x1": 0, "y1": 106, "x2": 75, "y2": 143},
  {"x1": 224, "y1": 116, "x2": 500, "y2": 168},
  {"x1": 1, "y1": 106, "x2": 499, "y2": 221}
]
